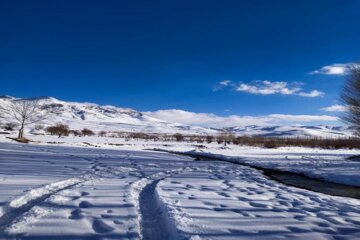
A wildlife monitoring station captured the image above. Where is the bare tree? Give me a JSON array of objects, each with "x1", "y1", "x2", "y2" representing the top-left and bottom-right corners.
[
  {"x1": 0, "y1": 99, "x2": 47, "y2": 140},
  {"x1": 173, "y1": 133, "x2": 184, "y2": 142},
  {"x1": 341, "y1": 64, "x2": 360, "y2": 135},
  {"x1": 217, "y1": 129, "x2": 235, "y2": 146}
]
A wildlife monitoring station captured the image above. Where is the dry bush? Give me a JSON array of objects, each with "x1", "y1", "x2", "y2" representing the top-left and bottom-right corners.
[
  {"x1": 3, "y1": 122, "x2": 18, "y2": 131},
  {"x1": 60, "y1": 127, "x2": 360, "y2": 149},
  {"x1": 70, "y1": 130, "x2": 82, "y2": 136},
  {"x1": 98, "y1": 131, "x2": 107, "y2": 137},
  {"x1": 81, "y1": 128, "x2": 95, "y2": 136},
  {"x1": 174, "y1": 133, "x2": 184, "y2": 142},
  {"x1": 46, "y1": 124, "x2": 70, "y2": 138},
  {"x1": 206, "y1": 135, "x2": 213, "y2": 144}
]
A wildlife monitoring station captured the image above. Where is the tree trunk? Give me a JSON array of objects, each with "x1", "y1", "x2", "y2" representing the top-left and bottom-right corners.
[{"x1": 18, "y1": 122, "x2": 25, "y2": 139}]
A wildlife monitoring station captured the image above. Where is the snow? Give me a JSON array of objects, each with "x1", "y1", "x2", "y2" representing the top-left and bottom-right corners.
[
  {"x1": 158, "y1": 165, "x2": 360, "y2": 239},
  {"x1": 9, "y1": 177, "x2": 84, "y2": 208},
  {"x1": 157, "y1": 146, "x2": 360, "y2": 186},
  {"x1": 0, "y1": 96, "x2": 354, "y2": 137},
  {"x1": 0, "y1": 140, "x2": 360, "y2": 239},
  {"x1": 0, "y1": 96, "x2": 217, "y2": 135},
  {"x1": 227, "y1": 124, "x2": 354, "y2": 138}
]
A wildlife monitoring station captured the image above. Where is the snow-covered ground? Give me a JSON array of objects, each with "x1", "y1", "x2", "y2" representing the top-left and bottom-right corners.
[
  {"x1": 1, "y1": 138, "x2": 360, "y2": 239},
  {"x1": 155, "y1": 145, "x2": 360, "y2": 187},
  {"x1": 4, "y1": 132, "x2": 357, "y2": 186}
]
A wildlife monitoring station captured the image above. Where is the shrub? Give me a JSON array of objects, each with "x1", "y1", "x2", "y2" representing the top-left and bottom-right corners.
[
  {"x1": 81, "y1": 128, "x2": 95, "y2": 136},
  {"x1": 70, "y1": 130, "x2": 82, "y2": 137},
  {"x1": 263, "y1": 140, "x2": 278, "y2": 148},
  {"x1": 206, "y1": 135, "x2": 213, "y2": 144},
  {"x1": 129, "y1": 132, "x2": 150, "y2": 139},
  {"x1": 174, "y1": 133, "x2": 184, "y2": 142},
  {"x1": 3, "y1": 122, "x2": 18, "y2": 131},
  {"x1": 46, "y1": 124, "x2": 70, "y2": 138},
  {"x1": 98, "y1": 131, "x2": 107, "y2": 137}
]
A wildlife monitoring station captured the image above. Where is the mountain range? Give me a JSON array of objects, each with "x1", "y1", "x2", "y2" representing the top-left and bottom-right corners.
[{"x1": 0, "y1": 96, "x2": 354, "y2": 138}]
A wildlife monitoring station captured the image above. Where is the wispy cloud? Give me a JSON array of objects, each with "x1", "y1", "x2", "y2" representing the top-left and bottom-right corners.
[
  {"x1": 321, "y1": 104, "x2": 347, "y2": 112},
  {"x1": 234, "y1": 80, "x2": 324, "y2": 97},
  {"x1": 219, "y1": 80, "x2": 232, "y2": 86},
  {"x1": 309, "y1": 63, "x2": 354, "y2": 75},
  {"x1": 298, "y1": 90, "x2": 324, "y2": 97},
  {"x1": 213, "y1": 80, "x2": 234, "y2": 91},
  {"x1": 144, "y1": 109, "x2": 338, "y2": 128},
  {"x1": 268, "y1": 114, "x2": 337, "y2": 122}
]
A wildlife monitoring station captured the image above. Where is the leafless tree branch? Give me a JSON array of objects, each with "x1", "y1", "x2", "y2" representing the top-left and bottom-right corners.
[
  {"x1": 0, "y1": 98, "x2": 49, "y2": 139},
  {"x1": 341, "y1": 63, "x2": 360, "y2": 135}
]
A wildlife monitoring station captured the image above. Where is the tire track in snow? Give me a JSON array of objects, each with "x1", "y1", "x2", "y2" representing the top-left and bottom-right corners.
[
  {"x1": 0, "y1": 177, "x2": 84, "y2": 233},
  {"x1": 139, "y1": 179, "x2": 170, "y2": 240},
  {"x1": 131, "y1": 167, "x2": 192, "y2": 240}
]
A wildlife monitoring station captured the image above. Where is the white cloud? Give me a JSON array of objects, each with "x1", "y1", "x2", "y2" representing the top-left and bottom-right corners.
[
  {"x1": 268, "y1": 114, "x2": 338, "y2": 122},
  {"x1": 235, "y1": 80, "x2": 324, "y2": 97},
  {"x1": 321, "y1": 104, "x2": 347, "y2": 112},
  {"x1": 220, "y1": 80, "x2": 232, "y2": 86},
  {"x1": 309, "y1": 63, "x2": 355, "y2": 75},
  {"x1": 144, "y1": 109, "x2": 338, "y2": 128},
  {"x1": 213, "y1": 80, "x2": 234, "y2": 91},
  {"x1": 298, "y1": 90, "x2": 324, "y2": 97}
]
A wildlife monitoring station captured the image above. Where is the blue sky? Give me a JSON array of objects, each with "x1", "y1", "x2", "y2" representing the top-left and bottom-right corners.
[{"x1": 1, "y1": 0, "x2": 360, "y2": 126}]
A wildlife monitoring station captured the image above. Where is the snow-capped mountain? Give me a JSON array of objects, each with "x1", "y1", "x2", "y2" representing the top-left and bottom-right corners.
[
  {"x1": 226, "y1": 125, "x2": 354, "y2": 138},
  {"x1": 0, "y1": 96, "x2": 354, "y2": 137},
  {"x1": 0, "y1": 96, "x2": 217, "y2": 135}
]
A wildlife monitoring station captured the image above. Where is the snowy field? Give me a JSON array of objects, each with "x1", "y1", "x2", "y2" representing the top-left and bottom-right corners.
[{"x1": 0, "y1": 139, "x2": 360, "y2": 239}]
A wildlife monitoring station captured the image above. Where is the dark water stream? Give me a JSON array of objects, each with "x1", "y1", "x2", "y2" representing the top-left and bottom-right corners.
[
  {"x1": 267, "y1": 171, "x2": 360, "y2": 199},
  {"x1": 155, "y1": 149, "x2": 360, "y2": 200}
]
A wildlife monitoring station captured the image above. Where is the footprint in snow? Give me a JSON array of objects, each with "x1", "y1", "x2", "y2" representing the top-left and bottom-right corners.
[
  {"x1": 249, "y1": 201, "x2": 269, "y2": 208},
  {"x1": 101, "y1": 214, "x2": 117, "y2": 219},
  {"x1": 69, "y1": 209, "x2": 84, "y2": 220},
  {"x1": 81, "y1": 191, "x2": 90, "y2": 196},
  {"x1": 92, "y1": 219, "x2": 114, "y2": 233},
  {"x1": 200, "y1": 187, "x2": 216, "y2": 191},
  {"x1": 113, "y1": 220, "x2": 123, "y2": 225},
  {"x1": 217, "y1": 192, "x2": 231, "y2": 198},
  {"x1": 121, "y1": 203, "x2": 134, "y2": 207},
  {"x1": 79, "y1": 201, "x2": 93, "y2": 208},
  {"x1": 203, "y1": 201, "x2": 217, "y2": 206}
]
